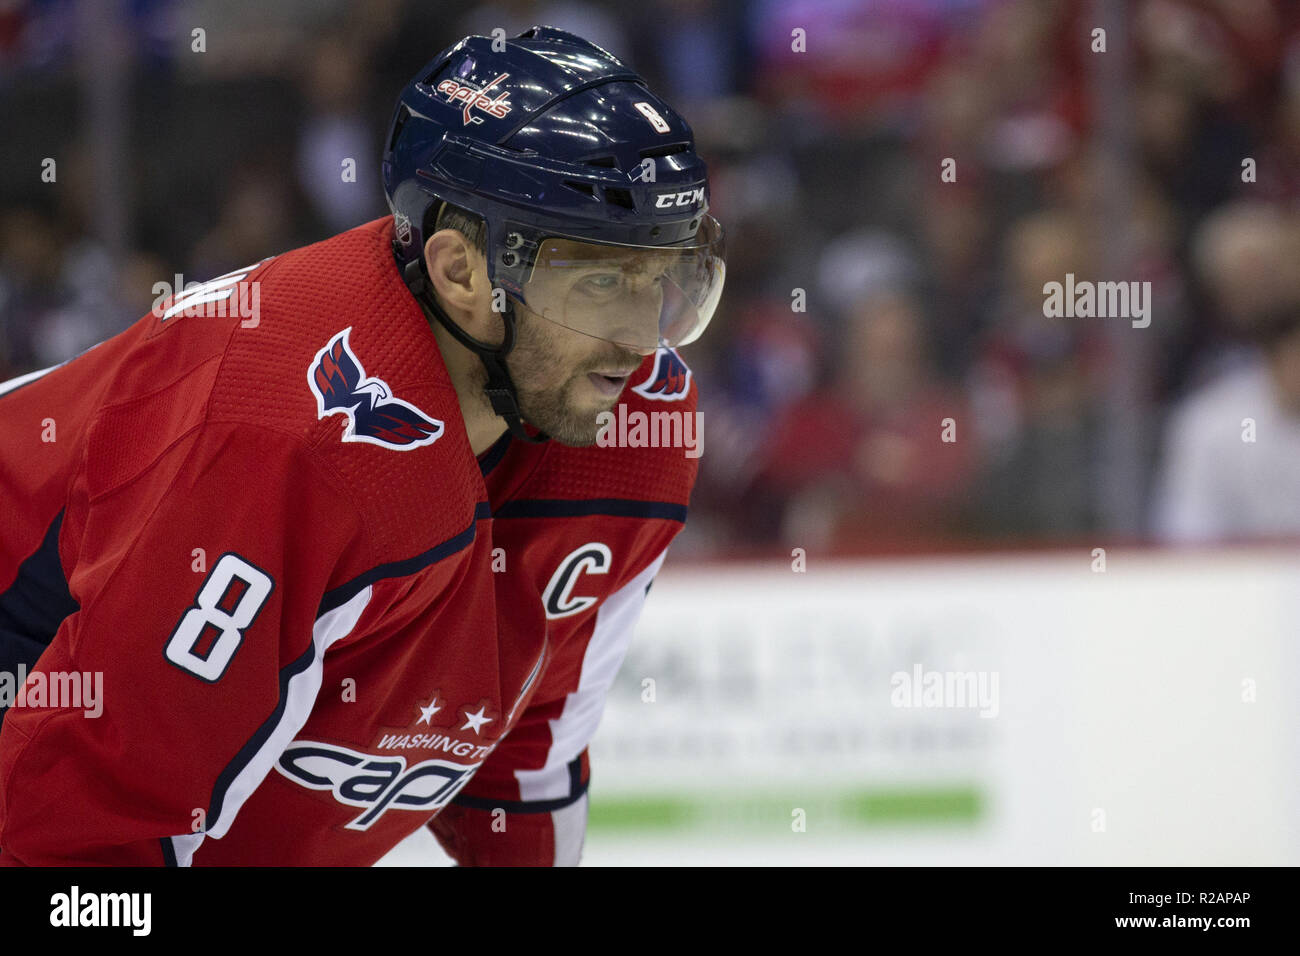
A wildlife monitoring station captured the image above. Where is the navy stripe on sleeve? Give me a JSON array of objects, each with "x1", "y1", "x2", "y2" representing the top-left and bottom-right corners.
[
  {"x1": 0, "y1": 510, "x2": 79, "y2": 725},
  {"x1": 451, "y1": 756, "x2": 588, "y2": 815},
  {"x1": 316, "y1": 501, "x2": 492, "y2": 616}
]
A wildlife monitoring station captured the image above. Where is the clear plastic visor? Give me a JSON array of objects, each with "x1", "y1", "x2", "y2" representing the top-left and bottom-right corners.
[{"x1": 514, "y1": 214, "x2": 725, "y2": 352}]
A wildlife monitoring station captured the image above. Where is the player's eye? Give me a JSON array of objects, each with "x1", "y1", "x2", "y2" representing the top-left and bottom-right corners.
[
  {"x1": 577, "y1": 274, "x2": 623, "y2": 296},
  {"x1": 574, "y1": 271, "x2": 667, "y2": 301}
]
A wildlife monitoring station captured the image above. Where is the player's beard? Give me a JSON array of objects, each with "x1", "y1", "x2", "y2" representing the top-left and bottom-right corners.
[{"x1": 501, "y1": 306, "x2": 643, "y2": 446}]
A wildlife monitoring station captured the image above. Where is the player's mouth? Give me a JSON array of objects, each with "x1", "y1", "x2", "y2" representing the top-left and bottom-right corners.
[{"x1": 587, "y1": 368, "x2": 636, "y2": 398}]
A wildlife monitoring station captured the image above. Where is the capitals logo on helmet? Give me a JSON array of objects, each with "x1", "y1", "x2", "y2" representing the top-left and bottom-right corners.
[
  {"x1": 632, "y1": 347, "x2": 692, "y2": 401},
  {"x1": 309, "y1": 328, "x2": 444, "y2": 450}
]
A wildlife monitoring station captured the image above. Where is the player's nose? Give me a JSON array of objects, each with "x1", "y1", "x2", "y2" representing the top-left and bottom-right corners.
[{"x1": 606, "y1": 290, "x2": 662, "y2": 354}]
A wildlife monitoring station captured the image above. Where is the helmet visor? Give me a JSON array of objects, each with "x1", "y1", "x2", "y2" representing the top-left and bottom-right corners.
[{"x1": 515, "y1": 214, "x2": 725, "y2": 351}]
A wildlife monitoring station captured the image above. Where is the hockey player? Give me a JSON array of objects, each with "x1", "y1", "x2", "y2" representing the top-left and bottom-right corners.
[{"x1": 0, "y1": 26, "x2": 725, "y2": 865}]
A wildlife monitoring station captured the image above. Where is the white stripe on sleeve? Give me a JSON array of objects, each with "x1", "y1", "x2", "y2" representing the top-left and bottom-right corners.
[{"x1": 515, "y1": 549, "x2": 666, "y2": 804}]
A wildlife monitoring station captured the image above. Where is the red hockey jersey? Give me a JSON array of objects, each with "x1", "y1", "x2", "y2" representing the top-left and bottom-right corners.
[{"x1": 0, "y1": 216, "x2": 698, "y2": 866}]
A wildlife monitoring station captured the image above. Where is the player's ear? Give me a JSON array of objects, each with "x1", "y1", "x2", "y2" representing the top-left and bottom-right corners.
[{"x1": 423, "y1": 229, "x2": 492, "y2": 331}]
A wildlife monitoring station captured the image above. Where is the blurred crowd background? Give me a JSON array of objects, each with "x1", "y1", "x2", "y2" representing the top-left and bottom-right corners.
[{"x1": 3, "y1": 0, "x2": 1299, "y2": 556}]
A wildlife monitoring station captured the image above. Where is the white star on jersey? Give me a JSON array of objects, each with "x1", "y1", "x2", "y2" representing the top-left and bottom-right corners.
[
  {"x1": 461, "y1": 706, "x2": 493, "y2": 735},
  {"x1": 417, "y1": 699, "x2": 441, "y2": 725}
]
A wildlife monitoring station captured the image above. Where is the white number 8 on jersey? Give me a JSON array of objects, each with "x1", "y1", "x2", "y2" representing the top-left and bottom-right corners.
[{"x1": 164, "y1": 552, "x2": 274, "y2": 682}]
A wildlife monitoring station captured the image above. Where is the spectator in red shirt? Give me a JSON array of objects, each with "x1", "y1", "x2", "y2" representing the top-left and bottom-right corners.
[{"x1": 753, "y1": 287, "x2": 975, "y2": 553}]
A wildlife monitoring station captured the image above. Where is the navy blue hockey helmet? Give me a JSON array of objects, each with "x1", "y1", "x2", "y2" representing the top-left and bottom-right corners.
[{"x1": 381, "y1": 25, "x2": 726, "y2": 356}]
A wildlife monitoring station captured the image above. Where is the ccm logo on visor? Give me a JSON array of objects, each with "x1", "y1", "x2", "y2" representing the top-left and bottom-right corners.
[{"x1": 655, "y1": 187, "x2": 705, "y2": 209}]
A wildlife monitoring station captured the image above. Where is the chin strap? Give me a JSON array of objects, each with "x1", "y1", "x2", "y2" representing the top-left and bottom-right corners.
[{"x1": 400, "y1": 254, "x2": 549, "y2": 445}]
